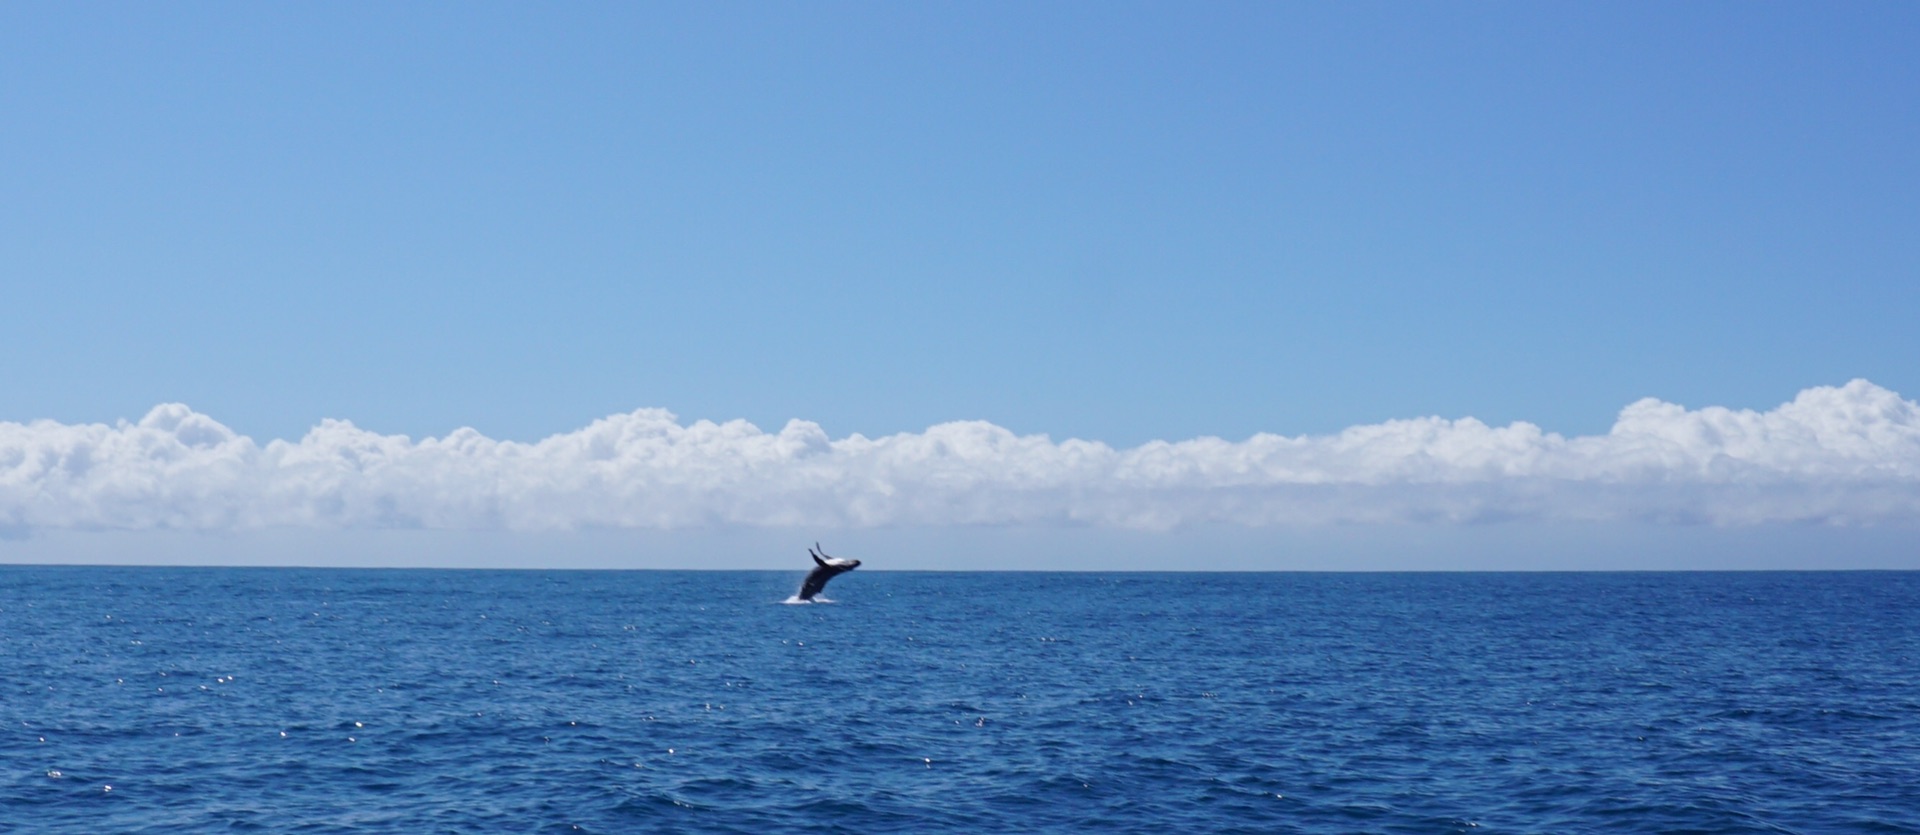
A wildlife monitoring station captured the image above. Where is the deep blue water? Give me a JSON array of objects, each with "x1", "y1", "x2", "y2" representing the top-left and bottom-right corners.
[{"x1": 2, "y1": 568, "x2": 1918, "y2": 833}]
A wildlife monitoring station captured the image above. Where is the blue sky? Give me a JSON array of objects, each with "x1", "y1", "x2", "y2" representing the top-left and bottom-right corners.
[{"x1": 3, "y1": 3, "x2": 1918, "y2": 568}]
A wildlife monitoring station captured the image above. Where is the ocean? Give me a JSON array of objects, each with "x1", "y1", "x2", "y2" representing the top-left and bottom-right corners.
[{"x1": 2, "y1": 567, "x2": 1916, "y2": 833}]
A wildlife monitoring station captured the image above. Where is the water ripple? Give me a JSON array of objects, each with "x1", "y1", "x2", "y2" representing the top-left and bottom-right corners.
[{"x1": 2, "y1": 568, "x2": 1917, "y2": 832}]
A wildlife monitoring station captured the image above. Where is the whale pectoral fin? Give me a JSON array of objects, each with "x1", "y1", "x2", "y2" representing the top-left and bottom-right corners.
[{"x1": 812, "y1": 553, "x2": 828, "y2": 568}]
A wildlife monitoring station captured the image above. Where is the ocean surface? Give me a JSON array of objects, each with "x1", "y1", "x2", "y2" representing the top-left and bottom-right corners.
[{"x1": 2, "y1": 568, "x2": 1917, "y2": 833}]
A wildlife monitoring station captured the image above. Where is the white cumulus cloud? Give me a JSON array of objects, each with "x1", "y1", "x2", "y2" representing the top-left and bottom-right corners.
[{"x1": 2, "y1": 380, "x2": 1917, "y2": 534}]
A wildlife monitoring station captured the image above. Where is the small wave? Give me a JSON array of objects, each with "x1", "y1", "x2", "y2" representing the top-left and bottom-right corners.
[{"x1": 10, "y1": 567, "x2": 1919, "y2": 833}]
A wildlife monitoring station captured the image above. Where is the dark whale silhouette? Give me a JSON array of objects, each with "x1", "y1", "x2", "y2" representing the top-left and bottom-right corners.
[{"x1": 795, "y1": 542, "x2": 861, "y2": 602}]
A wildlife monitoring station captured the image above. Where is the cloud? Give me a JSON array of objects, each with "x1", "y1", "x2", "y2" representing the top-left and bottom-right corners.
[{"x1": 2, "y1": 380, "x2": 1917, "y2": 533}]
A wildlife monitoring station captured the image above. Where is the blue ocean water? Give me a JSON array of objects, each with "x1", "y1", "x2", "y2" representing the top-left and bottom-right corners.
[{"x1": 2, "y1": 568, "x2": 1917, "y2": 833}]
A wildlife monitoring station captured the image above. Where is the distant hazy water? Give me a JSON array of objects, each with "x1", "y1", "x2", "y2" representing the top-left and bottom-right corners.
[{"x1": 2, "y1": 568, "x2": 1917, "y2": 834}]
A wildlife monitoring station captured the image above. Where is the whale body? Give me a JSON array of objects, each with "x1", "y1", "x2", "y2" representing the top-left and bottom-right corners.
[{"x1": 796, "y1": 543, "x2": 860, "y2": 602}]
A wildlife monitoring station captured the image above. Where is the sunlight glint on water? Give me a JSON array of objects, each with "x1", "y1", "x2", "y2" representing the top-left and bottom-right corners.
[{"x1": 2, "y1": 567, "x2": 1916, "y2": 833}]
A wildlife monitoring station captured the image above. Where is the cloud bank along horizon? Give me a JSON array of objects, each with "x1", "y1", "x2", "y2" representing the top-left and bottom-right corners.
[{"x1": 1, "y1": 380, "x2": 1916, "y2": 535}]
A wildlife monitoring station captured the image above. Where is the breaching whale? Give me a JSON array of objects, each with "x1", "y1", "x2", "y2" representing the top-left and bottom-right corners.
[{"x1": 794, "y1": 542, "x2": 861, "y2": 602}]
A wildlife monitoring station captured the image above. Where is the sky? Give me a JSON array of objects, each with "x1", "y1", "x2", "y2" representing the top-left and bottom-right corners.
[{"x1": 3, "y1": 2, "x2": 1917, "y2": 569}]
